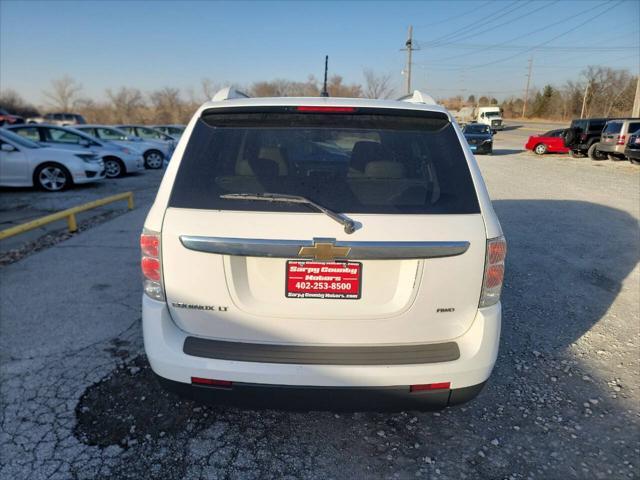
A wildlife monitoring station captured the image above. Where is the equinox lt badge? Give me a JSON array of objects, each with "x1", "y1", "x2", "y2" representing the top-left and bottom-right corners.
[{"x1": 171, "y1": 302, "x2": 228, "y2": 312}]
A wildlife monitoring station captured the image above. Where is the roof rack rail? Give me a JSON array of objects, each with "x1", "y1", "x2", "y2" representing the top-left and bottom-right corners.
[
  {"x1": 211, "y1": 87, "x2": 250, "y2": 102},
  {"x1": 398, "y1": 90, "x2": 437, "y2": 106}
]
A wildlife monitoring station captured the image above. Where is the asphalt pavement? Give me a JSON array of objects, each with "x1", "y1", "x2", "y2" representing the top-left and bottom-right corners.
[{"x1": 0, "y1": 129, "x2": 638, "y2": 479}]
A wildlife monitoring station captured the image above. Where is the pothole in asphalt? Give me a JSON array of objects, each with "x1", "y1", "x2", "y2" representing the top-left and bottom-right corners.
[{"x1": 74, "y1": 355, "x2": 215, "y2": 449}]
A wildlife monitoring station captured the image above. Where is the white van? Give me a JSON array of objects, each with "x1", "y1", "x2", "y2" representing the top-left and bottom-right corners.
[{"x1": 141, "y1": 89, "x2": 506, "y2": 410}]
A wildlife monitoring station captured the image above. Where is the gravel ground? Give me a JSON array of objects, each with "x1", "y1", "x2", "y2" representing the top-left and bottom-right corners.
[{"x1": 1, "y1": 127, "x2": 638, "y2": 479}]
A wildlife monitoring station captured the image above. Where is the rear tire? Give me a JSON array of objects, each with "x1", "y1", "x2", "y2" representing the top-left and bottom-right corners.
[
  {"x1": 34, "y1": 163, "x2": 72, "y2": 191},
  {"x1": 534, "y1": 143, "x2": 547, "y2": 155},
  {"x1": 588, "y1": 143, "x2": 607, "y2": 161},
  {"x1": 630, "y1": 158, "x2": 640, "y2": 165},
  {"x1": 144, "y1": 150, "x2": 164, "y2": 169}
]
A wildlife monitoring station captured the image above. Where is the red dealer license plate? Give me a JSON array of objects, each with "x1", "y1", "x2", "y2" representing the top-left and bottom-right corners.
[{"x1": 286, "y1": 261, "x2": 362, "y2": 299}]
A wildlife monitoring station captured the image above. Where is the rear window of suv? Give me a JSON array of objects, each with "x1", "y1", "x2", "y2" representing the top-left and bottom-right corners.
[
  {"x1": 169, "y1": 107, "x2": 480, "y2": 214},
  {"x1": 603, "y1": 122, "x2": 622, "y2": 134}
]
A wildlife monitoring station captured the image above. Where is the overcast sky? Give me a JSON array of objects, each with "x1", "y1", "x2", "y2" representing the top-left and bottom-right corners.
[{"x1": 1, "y1": 0, "x2": 638, "y2": 105}]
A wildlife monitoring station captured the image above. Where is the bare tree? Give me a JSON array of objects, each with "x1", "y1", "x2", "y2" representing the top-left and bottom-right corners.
[
  {"x1": 327, "y1": 75, "x2": 362, "y2": 98},
  {"x1": 43, "y1": 75, "x2": 82, "y2": 111},
  {"x1": 0, "y1": 89, "x2": 39, "y2": 116},
  {"x1": 106, "y1": 87, "x2": 144, "y2": 123},
  {"x1": 201, "y1": 78, "x2": 221, "y2": 101},
  {"x1": 363, "y1": 69, "x2": 394, "y2": 99},
  {"x1": 250, "y1": 78, "x2": 319, "y2": 97},
  {"x1": 149, "y1": 87, "x2": 182, "y2": 123}
]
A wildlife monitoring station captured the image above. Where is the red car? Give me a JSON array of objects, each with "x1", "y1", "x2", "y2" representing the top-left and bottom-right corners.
[
  {"x1": 525, "y1": 129, "x2": 570, "y2": 155},
  {"x1": 0, "y1": 108, "x2": 25, "y2": 126}
]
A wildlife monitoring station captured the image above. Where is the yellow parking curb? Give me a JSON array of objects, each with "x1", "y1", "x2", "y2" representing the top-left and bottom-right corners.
[{"x1": 0, "y1": 191, "x2": 134, "y2": 241}]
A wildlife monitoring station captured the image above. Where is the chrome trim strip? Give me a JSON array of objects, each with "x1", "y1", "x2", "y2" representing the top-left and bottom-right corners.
[{"x1": 180, "y1": 236, "x2": 470, "y2": 259}]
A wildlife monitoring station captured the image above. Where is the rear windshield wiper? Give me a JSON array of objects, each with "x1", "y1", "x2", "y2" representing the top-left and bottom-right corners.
[{"x1": 220, "y1": 192, "x2": 357, "y2": 234}]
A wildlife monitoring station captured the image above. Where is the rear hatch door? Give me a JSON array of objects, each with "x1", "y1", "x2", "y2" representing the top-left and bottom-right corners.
[{"x1": 161, "y1": 106, "x2": 487, "y2": 345}]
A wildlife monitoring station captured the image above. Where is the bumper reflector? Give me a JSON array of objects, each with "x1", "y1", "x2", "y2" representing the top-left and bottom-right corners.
[
  {"x1": 410, "y1": 382, "x2": 451, "y2": 392},
  {"x1": 191, "y1": 377, "x2": 233, "y2": 388}
]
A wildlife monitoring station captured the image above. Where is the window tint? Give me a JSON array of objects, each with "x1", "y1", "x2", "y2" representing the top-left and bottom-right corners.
[
  {"x1": 97, "y1": 128, "x2": 127, "y2": 140},
  {"x1": 11, "y1": 127, "x2": 40, "y2": 141},
  {"x1": 169, "y1": 110, "x2": 480, "y2": 215},
  {"x1": 571, "y1": 120, "x2": 586, "y2": 131},
  {"x1": 137, "y1": 127, "x2": 164, "y2": 140},
  {"x1": 53, "y1": 114, "x2": 63, "y2": 121},
  {"x1": 46, "y1": 128, "x2": 84, "y2": 144},
  {"x1": 627, "y1": 122, "x2": 640, "y2": 133},
  {"x1": 603, "y1": 122, "x2": 622, "y2": 134},
  {"x1": 463, "y1": 124, "x2": 490, "y2": 134},
  {"x1": 0, "y1": 130, "x2": 40, "y2": 148},
  {"x1": 588, "y1": 120, "x2": 606, "y2": 131},
  {"x1": 78, "y1": 128, "x2": 97, "y2": 137}
]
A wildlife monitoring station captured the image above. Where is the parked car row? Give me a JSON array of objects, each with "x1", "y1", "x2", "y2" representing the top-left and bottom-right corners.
[
  {"x1": 525, "y1": 117, "x2": 640, "y2": 165},
  {"x1": 0, "y1": 121, "x2": 186, "y2": 191}
]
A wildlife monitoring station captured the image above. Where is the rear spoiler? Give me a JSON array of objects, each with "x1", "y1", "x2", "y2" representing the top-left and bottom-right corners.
[{"x1": 211, "y1": 87, "x2": 439, "y2": 107}]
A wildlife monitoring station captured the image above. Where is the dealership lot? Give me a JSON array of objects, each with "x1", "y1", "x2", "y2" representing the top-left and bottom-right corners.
[{"x1": 0, "y1": 125, "x2": 638, "y2": 479}]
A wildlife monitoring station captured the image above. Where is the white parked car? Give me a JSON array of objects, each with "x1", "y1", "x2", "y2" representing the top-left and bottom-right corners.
[
  {"x1": 141, "y1": 89, "x2": 506, "y2": 410},
  {"x1": 74, "y1": 125, "x2": 169, "y2": 170},
  {"x1": 6, "y1": 124, "x2": 144, "y2": 179},
  {"x1": 117, "y1": 125, "x2": 176, "y2": 167},
  {"x1": 0, "y1": 129, "x2": 105, "y2": 191}
]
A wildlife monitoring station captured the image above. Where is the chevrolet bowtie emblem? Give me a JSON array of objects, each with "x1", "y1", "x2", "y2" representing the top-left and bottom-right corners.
[{"x1": 298, "y1": 239, "x2": 351, "y2": 261}]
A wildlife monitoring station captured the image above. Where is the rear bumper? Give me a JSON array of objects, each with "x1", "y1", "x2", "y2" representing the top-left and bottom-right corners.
[
  {"x1": 155, "y1": 373, "x2": 487, "y2": 411},
  {"x1": 625, "y1": 148, "x2": 640, "y2": 160},
  {"x1": 143, "y1": 296, "x2": 501, "y2": 401},
  {"x1": 597, "y1": 143, "x2": 625, "y2": 155}
]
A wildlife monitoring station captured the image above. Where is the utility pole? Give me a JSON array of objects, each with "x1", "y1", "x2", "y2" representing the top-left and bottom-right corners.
[
  {"x1": 401, "y1": 25, "x2": 417, "y2": 95},
  {"x1": 521, "y1": 56, "x2": 533, "y2": 118},
  {"x1": 632, "y1": 74, "x2": 640, "y2": 117},
  {"x1": 580, "y1": 82, "x2": 590, "y2": 119}
]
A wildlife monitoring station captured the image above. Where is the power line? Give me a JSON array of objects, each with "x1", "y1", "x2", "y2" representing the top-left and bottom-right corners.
[
  {"x1": 421, "y1": 43, "x2": 636, "y2": 53},
  {"x1": 421, "y1": 0, "x2": 559, "y2": 51},
  {"x1": 423, "y1": 0, "x2": 616, "y2": 63},
  {"x1": 413, "y1": 0, "x2": 494, "y2": 28},
  {"x1": 415, "y1": 0, "x2": 523, "y2": 49},
  {"x1": 462, "y1": 0, "x2": 625, "y2": 69}
]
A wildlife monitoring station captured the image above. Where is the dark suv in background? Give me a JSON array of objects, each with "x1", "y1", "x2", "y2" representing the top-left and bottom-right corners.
[
  {"x1": 625, "y1": 129, "x2": 640, "y2": 165},
  {"x1": 562, "y1": 118, "x2": 608, "y2": 159}
]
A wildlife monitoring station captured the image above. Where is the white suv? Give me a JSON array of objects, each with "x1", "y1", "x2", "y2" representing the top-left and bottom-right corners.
[{"x1": 141, "y1": 88, "x2": 506, "y2": 410}]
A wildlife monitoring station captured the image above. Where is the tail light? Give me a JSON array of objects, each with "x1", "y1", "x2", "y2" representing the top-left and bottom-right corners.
[
  {"x1": 141, "y1": 230, "x2": 164, "y2": 301},
  {"x1": 479, "y1": 236, "x2": 507, "y2": 308},
  {"x1": 579, "y1": 133, "x2": 587, "y2": 141},
  {"x1": 191, "y1": 377, "x2": 233, "y2": 388},
  {"x1": 410, "y1": 382, "x2": 451, "y2": 392},
  {"x1": 296, "y1": 106, "x2": 356, "y2": 113},
  {"x1": 616, "y1": 135, "x2": 626, "y2": 145}
]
